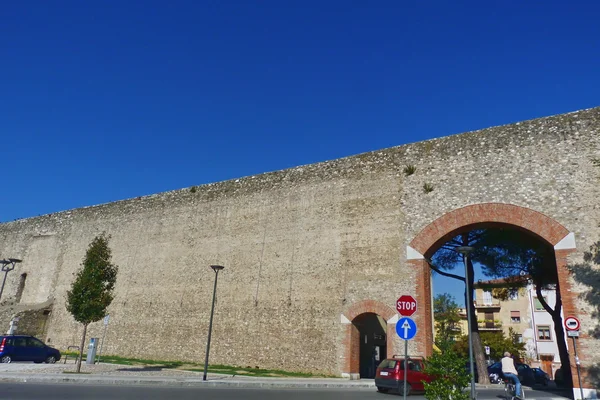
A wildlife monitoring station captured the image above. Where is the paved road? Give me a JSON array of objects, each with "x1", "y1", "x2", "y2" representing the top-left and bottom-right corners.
[
  {"x1": 0, "y1": 383, "x2": 386, "y2": 400},
  {"x1": 0, "y1": 382, "x2": 572, "y2": 400}
]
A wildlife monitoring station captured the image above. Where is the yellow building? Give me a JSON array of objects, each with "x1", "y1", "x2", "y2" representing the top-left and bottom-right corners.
[{"x1": 473, "y1": 278, "x2": 531, "y2": 343}]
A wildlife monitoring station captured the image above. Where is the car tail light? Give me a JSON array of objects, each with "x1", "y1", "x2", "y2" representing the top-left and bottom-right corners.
[
  {"x1": 394, "y1": 362, "x2": 401, "y2": 379},
  {"x1": 0, "y1": 338, "x2": 5, "y2": 352}
]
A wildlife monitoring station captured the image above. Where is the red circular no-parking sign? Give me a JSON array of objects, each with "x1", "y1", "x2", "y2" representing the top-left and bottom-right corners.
[
  {"x1": 396, "y1": 295, "x2": 417, "y2": 316},
  {"x1": 564, "y1": 316, "x2": 580, "y2": 331}
]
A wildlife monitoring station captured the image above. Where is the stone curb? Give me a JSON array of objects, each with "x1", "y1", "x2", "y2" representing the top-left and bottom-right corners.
[{"x1": 0, "y1": 373, "x2": 376, "y2": 389}]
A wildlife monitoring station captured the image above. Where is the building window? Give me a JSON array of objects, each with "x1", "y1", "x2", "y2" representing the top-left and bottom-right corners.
[
  {"x1": 510, "y1": 311, "x2": 521, "y2": 323},
  {"x1": 537, "y1": 325, "x2": 551, "y2": 341},
  {"x1": 483, "y1": 290, "x2": 493, "y2": 305},
  {"x1": 509, "y1": 289, "x2": 519, "y2": 300},
  {"x1": 534, "y1": 297, "x2": 547, "y2": 311}
]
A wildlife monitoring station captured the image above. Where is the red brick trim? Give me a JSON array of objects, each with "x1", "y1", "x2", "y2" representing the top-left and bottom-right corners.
[
  {"x1": 344, "y1": 299, "x2": 397, "y2": 321},
  {"x1": 409, "y1": 203, "x2": 570, "y2": 257},
  {"x1": 554, "y1": 248, "x2": 588, "y2": 390},
  {"x1": 410, "y1": 258, "x2": 433, "y2": 357},
  {"x1": 408, "y1": 203, "x2": 581, "y2": 382},
  {"x1": 341, "y1": 300, "x2": 397, "y2": 376}
]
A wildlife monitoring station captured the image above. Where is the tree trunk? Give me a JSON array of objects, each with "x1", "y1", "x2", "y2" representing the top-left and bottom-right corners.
[
  {"x1": 536, "y1": 284, "x2": 573, "y2": 388},
  {"x1": 472, "y1": 332, "x2": 489, "y2": 384},
  {"x1": 76, "y1": 323, "x2": 88, "y2": 374},
  {"x1": 464, "y1": 245, "x2": 490, "y2": 384},
  {"x1": 551, "y1": 309, "x2": 573, "y2": 388},
  {"x1": 466, "y1": 293, "x2": 490, "y2": 384}
]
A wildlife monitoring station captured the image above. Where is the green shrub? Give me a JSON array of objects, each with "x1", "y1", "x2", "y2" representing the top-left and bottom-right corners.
[
  {"x1": 424, "y1": 341, "x2": 471, "y2": 400},
  {"x1": 403, "y1": 165, "x2": 417, "y2": 176}
]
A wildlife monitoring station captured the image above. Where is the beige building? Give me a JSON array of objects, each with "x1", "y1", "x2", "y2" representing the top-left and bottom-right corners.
[
  {"x1": 472, "y1": 279, "x2": 563, "y2": 378},
  {"x1": 473, "y1": 279, "x2": 531, "y2": 343}
]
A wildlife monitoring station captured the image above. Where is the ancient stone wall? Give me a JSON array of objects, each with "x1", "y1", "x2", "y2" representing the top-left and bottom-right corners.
[{"x1": 0, "y1": 107, "x2": 598, "y2": 381}]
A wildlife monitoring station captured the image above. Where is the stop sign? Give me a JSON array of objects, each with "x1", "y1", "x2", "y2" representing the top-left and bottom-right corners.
[{"x1": 396, "y1": 295, "x2": 417, "y2": 316}]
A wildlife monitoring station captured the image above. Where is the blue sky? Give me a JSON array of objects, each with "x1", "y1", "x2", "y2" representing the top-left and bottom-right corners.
[{"x1": 2, "y1": 1, "x2": 598, "y2": 302}]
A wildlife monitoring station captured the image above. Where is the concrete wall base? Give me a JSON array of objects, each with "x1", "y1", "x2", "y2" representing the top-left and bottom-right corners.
[
  {"x1": 341, "y1": 373, "x2": 361, "y2": 380},
  {"x1": 573, "y1": 388, "x2": 598, "y2": 399}
]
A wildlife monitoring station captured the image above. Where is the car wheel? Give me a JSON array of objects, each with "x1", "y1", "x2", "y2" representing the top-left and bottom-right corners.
[
  {"x1": 45, "y1": 355, "x2": 56, "y2": 364},
  {"x1": 0, "y1": 355, "x2": 11, "y2": 363},
  {"x1": 399, "y1": 382, "x2": 412, "y2": 395},
  {"x1": 377, "y1": 387, "x2": 389, "y2": 393}
]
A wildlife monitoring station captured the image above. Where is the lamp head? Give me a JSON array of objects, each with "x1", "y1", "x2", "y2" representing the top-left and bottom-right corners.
[
  {"x1": 210, "y1": 265, "x2": 225, "y2": 272},
  {"x1": 455, "y1": 246, "x2": 475, "y2": 255}
]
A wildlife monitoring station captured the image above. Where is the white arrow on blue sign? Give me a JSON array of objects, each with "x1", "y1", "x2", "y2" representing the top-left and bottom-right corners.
[{"x1": 396, "y1": 317, "x2": 417, "y2": 340}]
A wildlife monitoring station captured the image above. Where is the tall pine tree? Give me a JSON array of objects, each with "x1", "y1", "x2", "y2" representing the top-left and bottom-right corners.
[{"x1": 67, "y1": 234, "x2": 118, "y2": 373}]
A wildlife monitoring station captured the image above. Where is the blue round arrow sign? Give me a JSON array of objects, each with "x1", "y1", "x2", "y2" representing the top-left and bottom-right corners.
[{"x1": 396, "y1": 317, "x2": 417, "y2": 340}]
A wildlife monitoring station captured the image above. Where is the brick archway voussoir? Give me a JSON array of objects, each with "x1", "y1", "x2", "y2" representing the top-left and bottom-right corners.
[
  {"x1": 344, "y1": 299, "x2": 396, "y2": 322},
  {"x1": 409, "y1": 203, "x2": 570, "y2": 256}
]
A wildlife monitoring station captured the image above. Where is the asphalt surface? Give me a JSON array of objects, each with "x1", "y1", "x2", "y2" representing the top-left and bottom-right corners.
[
  {"x1": 0, "y1": 382, "x2": 575, "y2": 400},
  {"x1": 0, "y1": 362, "x2": 575, "y2": 399},
  {"x1": 0, "y1": 383, "x2": 398, "y2": 400}
]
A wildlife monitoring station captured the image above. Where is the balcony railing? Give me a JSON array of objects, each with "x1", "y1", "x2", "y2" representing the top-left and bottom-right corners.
[
  {"x1": 477, "y1": 320, "x2": 502, "y2": 329},
  {"x1": 473, "y1": 299, "x2": 501, "y2": 308}
]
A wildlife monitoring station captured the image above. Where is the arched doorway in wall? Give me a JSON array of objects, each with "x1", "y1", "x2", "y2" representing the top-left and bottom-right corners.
[
  {"x1": 353, "y1": 313, "x2": 388, "y2": 379},
  {"x1": 407, "y1": 203, "x2": 583, "y2": 394},
  {"x1": 341, "y1": 300, "x2": 397, "y2": 379}
]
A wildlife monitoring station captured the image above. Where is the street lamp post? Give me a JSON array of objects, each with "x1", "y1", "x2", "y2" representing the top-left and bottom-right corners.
[
  {"x1": 203, "y1": 264, "x2": 225, "y2": 381},
  {"x1": 0, "y1": 258, "x2": 22, "y2": 301},
  {"x1": 456, "y1": 246, "x2": 476, "y2": 400}
]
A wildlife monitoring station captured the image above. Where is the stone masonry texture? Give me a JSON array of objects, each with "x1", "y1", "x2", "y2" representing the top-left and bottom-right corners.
[{"x1": 0, "y1": 107, "x2": 599, "y2": 386}]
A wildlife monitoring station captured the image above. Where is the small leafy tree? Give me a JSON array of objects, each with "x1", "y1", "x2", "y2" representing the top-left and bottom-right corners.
[
  {"x1": 424, "y1": 340, "x2": 471, "y2": 400},
  {"x1": 434, "y1": 293, "x2": 461, "y2": 343},
  {"x1": 66, "y1": 234, "x2": 118, "y2": 373},
  {"x1": 453, "y1": 329, "x2": 525, "y2": 362}
]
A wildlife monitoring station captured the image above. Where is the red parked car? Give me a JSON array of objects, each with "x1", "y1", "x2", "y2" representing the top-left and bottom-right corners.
[{"x1": 375, "y1": 356, "x2": 434, "y2": 395}]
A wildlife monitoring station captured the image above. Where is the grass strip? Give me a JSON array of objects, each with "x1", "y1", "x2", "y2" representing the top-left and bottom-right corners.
[{"x1": 60, "y1": 352, "x2": 337, "y2": 378}]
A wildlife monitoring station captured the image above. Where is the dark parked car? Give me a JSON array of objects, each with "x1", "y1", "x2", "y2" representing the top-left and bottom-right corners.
[
  {"x1": 554, "y1": 367, "x2": 566, "y2": 388},
  {"x1": 375, "y1": 356, "x2": 434, "y2": 395},
  {"x1": 0, "y1": 335, "x2": 61, "y2": 364},
  {"x1": 487, "y1": 361, "x2": 536, "y2": 386},
  {"x1": 531, "y1": 367, "x2": 550, "y2": 386}
]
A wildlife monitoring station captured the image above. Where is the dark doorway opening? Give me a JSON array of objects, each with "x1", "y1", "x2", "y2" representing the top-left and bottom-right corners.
[{"x1": 353, "y1": 312, "x2": 387, "y2": 379}]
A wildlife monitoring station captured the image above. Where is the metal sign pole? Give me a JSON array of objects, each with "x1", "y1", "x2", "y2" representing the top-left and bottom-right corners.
[
  {"x1": 97, "y1": 315, "x2": 110, "y2": 364},
  {"x1": 403, "y1": 339, "x2": 408, "y2": 400},
  {"x1": 571, "y1": 336, "x2": 584, "y2": 400}
]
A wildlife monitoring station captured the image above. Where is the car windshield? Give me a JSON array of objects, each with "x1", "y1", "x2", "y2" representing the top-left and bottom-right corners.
[
  {"x1": 378, "y1": 359, "x2": 397, "y2": 369},
  {"x1": 407, "y1": 361, "x2": 422, "y2": 371}
]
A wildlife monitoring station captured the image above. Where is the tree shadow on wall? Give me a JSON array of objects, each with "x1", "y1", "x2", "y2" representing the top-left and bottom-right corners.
[{"x1": 569, "y1": 241, "x2": 600, "y2": 393}]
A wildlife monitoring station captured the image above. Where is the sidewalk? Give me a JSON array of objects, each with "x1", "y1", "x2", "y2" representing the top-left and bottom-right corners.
[{"x1": 0, "y1": 361, "x2": 376, "y2": 389}]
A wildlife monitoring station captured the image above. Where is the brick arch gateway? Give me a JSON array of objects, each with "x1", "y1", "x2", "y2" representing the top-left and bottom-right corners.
[
  {"x1": 405, "y1": 203, "x2": 591, "y2": 396},
  {"x1": 340, "y1": 300, "x2": 397, "y2": 379}
]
